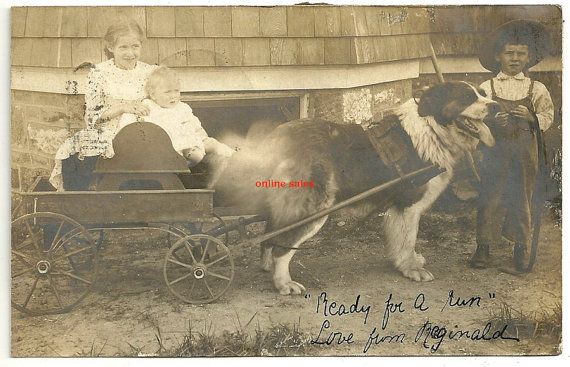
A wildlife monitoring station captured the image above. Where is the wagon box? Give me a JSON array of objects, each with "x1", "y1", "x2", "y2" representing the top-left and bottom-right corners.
[{"x1": 18, "y1": 182, "x2": 214, "y2": 225}]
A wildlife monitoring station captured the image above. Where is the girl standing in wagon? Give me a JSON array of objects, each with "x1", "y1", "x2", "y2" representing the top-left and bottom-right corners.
[{"x1": 50, "y1": 18, "x2": 157, "y2": 190}]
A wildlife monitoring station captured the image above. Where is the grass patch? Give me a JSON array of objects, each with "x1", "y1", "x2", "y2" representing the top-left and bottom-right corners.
[
  {"x1": 170, "y1": 318, "x2": 312, "y2": 357},
  {"x1": 486, "y1": 302, "x2": 561, "y2": 342},
  {"x1": 80, "y1": 313, "x2": 317, "y2": 357}
]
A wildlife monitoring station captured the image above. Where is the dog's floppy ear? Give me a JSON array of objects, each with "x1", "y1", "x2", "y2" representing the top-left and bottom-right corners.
[
  {"x1": 440, "y1": 100, "x2": 466, "y2": 123},
  {"x1": 417, "y1": 83, "x2": 454, "y2": 125}
]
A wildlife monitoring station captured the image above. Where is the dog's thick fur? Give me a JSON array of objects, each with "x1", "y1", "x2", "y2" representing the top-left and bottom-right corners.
[{"x1": 215, "y1": 82, "x2": 498, "y2": 295}]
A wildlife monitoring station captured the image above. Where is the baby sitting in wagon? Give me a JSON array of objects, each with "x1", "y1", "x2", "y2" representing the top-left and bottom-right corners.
[
  {"x1": 50, "y1": 66, "x2": 234, "y2": 191},
  {"x1": 118, "y1": 66, "x2": 235, "y2": 167}
]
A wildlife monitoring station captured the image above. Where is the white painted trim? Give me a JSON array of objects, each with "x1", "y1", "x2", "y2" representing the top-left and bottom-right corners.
[
  {"x1": 299, "y1": 93, "x2": 310, "y2": 119},
  {"x1": 419, "y1": 55, "x2": 561, "y2": 74},
  {"x1": 11, "y1": 60, "x2": 421, "y2": 95},
  {"x1": 12, "y1": 56, "x2": 560, "y2": 95}
]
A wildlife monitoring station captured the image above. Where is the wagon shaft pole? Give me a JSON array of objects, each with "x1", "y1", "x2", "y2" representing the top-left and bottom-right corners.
[
  {"x1": 429, "y1": 40, "x2": 445, "y2": 83},
  {"x1": 429, "y1": 40, "x2": 481, "y2": 182},
  {"x1": 231, "y1": 165, "x2": 441, "y2": 253}
]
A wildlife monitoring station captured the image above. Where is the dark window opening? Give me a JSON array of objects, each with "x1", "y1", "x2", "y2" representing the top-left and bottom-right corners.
[{"x1": 183, "y1": 96, "x2": 301, "y2": 144}]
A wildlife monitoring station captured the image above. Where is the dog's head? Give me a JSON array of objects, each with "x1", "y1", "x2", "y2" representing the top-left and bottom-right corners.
[{"x1": 417, "y1": 81, "x2": 498, "y2": 147}]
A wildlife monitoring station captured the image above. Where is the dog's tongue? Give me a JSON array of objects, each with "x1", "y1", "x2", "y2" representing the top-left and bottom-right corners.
[{"x1": 456, "y1": 117, "x2": 495, "y2": 147}]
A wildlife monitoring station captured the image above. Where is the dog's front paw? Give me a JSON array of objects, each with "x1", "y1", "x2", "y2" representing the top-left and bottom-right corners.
[
  {"x1": 276, "y1": 281, "x2": 306, "y2": 295},
  {"x1": 402, "y1": 268, "x2": 434, "y2": 282}
]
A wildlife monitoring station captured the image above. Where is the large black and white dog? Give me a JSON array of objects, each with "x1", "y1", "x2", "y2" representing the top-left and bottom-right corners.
[{"x1": 215, "y1": 82, "x2": 498, "y2": 295}]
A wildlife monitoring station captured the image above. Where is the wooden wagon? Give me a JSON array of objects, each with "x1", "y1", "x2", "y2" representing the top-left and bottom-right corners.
[{"x1": 11, "y1": 121, "x2": 439, "y2": 316}]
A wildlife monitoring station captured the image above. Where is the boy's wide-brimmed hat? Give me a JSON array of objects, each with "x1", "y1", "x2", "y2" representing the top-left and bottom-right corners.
[{"x1": 479, "y1": 19, "x2": 552, "y2": 73}]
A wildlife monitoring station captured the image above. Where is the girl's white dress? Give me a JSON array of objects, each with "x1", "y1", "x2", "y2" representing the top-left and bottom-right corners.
[{"x1": 49, "y1": 60, "x2": 157, "y2": 190}]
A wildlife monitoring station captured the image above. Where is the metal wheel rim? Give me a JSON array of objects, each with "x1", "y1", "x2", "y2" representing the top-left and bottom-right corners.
[
  {"x1": 163, "y1": 234, "x2": 234, "y2": 304},
  {"x1": 11, "y1": 212, "x2": 98, "y2": 315}
]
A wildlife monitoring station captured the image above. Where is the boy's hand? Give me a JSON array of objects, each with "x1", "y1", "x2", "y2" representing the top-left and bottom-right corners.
[
  {"x1": 510, "y1": 105, "x2": 535, "y2": 123},
  {"x1": 494, "y1": 112, "x2": 510, "y2": 126}
]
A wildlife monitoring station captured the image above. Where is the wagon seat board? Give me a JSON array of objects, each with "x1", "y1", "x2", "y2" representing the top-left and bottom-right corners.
[{"x1": 94, "y1": 122, "x2": 190, "y2": 191}]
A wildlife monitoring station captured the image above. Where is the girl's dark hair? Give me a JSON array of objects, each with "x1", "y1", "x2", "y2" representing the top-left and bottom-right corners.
[{"x1": 103, "y1": 18, "x2": 145, "y2": 60}]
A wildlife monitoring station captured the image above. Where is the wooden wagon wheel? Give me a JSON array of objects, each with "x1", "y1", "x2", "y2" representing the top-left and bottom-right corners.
[
  {"x1": 166, "y1": 214, "x2": 230, "y2": 261},
  {"x1": 163, "y1": 234, "x2": 234, "y2": 304},
  {"x1": 166, "y1": 213, "x2": 230, "y2": 252},
  {"x1": 11, "y1": 212, "x2": 98, "y2": 315}
]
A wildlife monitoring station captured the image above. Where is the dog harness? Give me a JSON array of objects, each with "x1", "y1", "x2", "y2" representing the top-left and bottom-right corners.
[{"x1": 365, "y1": 114, "x2": 443, "y2": 188}]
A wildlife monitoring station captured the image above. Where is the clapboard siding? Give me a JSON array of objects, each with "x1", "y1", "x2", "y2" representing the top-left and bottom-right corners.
[
  {"x1": 175, "y1": 7, "x2": 205, "y2": 37},
  {"x1": 25, "y1": 7, "x2": 61, "y2": 37},
  {"x1": 214, "y1": 38, "x2": 243, "y2": 66},
  {"x1": 203, "y1": 7, "x2": 232, "y2": 37},
  {"x1": 287, "y1": 7, "x2": 315, "y2": 37},
  {"x1": 260, "y1": 7, "x2": 287, "y2": 37},
  {"x1": 186, "y1": 38, "x2": 215, "y2": 66},
  {"x1": 11, "y1": 7, "x2": 27, "y2": 37},
  {"x1": 158, "y1": 38, "x2": 187, "y2": 66},
  {"x1": 140, "y1": 38, "x2": 159, "y2": 65},
  {"x1": 87, "y1": 7, "x2": 146, "y2": 38},
  {"x1": 71, "y1": 38, "x2": 102, "y2": 66},
  {"x1": 232, "y1": 7, "x2": 260, "y2": 37},
  {"x1": 324, "y1": 38, "x2": 351, "y2": 64},
  {"x1": 243, "y1": 38, "x2": 270, "y2": 66},
  {"x1": 314, "y1": 7, "x2": 341, "y2": 37},
  {"x1": 146, "y1": 7, "x2": 176, "y2": 38},
  {"x1": 61, "y1": 8, "x2": 88, "y2": 37},
  {"x1": 11, "y1": 5, "x2": 561, "y2": 67}
]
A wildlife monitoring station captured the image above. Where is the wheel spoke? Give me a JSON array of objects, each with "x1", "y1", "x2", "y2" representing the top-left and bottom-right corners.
[
  {"x1": 183, "y1": 242, "x2": 198, "y2": 264},
  {"x1": 167, "y1": 258, "x2": 193, "y2": 270},
  {"x1": 12, "y1": 266, "x2": 35, "y2": 279},
  {"x1": 50, "y1": 220, "x2": 66, "y2": 250},
  {"x1": 22, "y1": 276, "x2": 40, "y2": 308},
  {"x1": 12, "y1": 250, "x2": 33, "y2": 267},
  {"x1": 207, "y1": 270, "x2": 231, "y2": 281},
  {"x1": 204, "y1": 254, "x2": 228, "y2": 268},
  {"x1": 47, "y1": 275, "x2": 63, "y2": 307},
  {"x1": 14, "y1": 237, "x2": 37, "y2": 251},
  {"x1": 53, "y1": 245, "x2": 93, "y2": 262},
  {"x1": 52, "y1": 271, "x2": 92, "y2": 285},
  {"x1": 169, "y1": 271, "x2": 195, "y2": 286},
  {"x1": 203, "y1": 278, "x2": 215, "y2": 298},
  {"x1": 164, "y1": 234, "x2": 233, "y2": 305},
  {"x1": 200, "y1": 240, "x2": 210, "y2": 263},
  {"x1": 24, "y1": 219, "x2": 41, "y2": 252}
]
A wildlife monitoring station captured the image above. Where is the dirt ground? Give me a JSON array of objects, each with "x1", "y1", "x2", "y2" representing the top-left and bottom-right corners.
[{"x1": 11, "y1": 198, "x2": 562, "y2": 357}]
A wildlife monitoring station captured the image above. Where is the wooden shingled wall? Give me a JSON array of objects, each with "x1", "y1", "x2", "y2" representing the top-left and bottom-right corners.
[{"x1": 11, "y1": 5, "x2": 562, "y2": 68}]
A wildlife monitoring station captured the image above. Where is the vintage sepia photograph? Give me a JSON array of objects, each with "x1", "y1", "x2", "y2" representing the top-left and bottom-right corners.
[{"x1": 8, "y1": 3, "x2": 563, "y2": 357}]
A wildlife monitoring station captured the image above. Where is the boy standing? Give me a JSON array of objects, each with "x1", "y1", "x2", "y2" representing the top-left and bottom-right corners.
[{"x1": 471, "y1": 20, "x2": 554, "y2": 272}]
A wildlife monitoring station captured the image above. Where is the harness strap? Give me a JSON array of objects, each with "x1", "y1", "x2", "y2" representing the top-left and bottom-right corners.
[{"x1": 527, "y1": 79, "x2": 535, "y2": 98}]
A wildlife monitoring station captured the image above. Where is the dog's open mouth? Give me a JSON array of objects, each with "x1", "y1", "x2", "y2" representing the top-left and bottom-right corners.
[{"x1": 456, "y1": 116, "x2": 495, "y2": 147}]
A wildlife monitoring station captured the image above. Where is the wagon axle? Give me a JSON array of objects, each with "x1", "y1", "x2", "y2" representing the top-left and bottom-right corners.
[
  {"x1": 36, "y1": 260, "x2": 51, "y2": 274},
  {"x1": 193, "y1": 266, "x2": 205, "y2": 279}
]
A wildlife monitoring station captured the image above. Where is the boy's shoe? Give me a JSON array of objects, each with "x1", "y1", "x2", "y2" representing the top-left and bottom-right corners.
[
  {"x1": 470, "y1": 243, "x2": 491, "y2": 268},
  {"x1": 499, "y1": 243, "x2": 528, "y2": 275}
]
